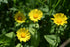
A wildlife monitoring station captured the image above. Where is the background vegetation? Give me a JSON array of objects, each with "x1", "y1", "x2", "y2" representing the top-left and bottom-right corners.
[{"x1": 0, "y1": 0, "x2": 70, "y2": 47}]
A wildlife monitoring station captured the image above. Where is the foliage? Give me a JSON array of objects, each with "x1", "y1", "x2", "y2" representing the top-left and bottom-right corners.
[{"x1": 0, "y1": 0, "x2": 70, "y2": 47}]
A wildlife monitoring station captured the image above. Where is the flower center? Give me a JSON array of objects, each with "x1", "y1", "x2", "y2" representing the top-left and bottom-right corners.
[
  {"x1": 57, "y1": 20, "x2": 62, "y2": 24},
  {"x1": 33, "y1": 14, "x2": 38, "y2": 19},
  {"x1": 21, "y1": 33, "x2": 26, "y2": 38},
  {"x1": 17, "y1": 16, "x2": 22, "y2": 21}
]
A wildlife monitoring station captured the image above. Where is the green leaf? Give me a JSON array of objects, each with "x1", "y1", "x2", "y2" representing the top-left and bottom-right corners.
[
  {"x1": 13, "y1": 0, "x2": 16, "y2": 4},
  {"x1": 50, "y1": 25, "x2": 56, "y2": 33},
  {"x1": 29, "y1": 23, "x2": 40, "y2": 47},
  {"x1": 15, "y1": 22, "x2": 22, "y2": 27},
  {"x1": 59, "y1": 26, "x2": 64, "y2": 31},
  {"x1": 10, "y1": 7, "x2": 18, "y2": 12},
  {"x1": 46, "y1": 0, "x2": 50, "y2": 4},
  {"x1": 29, "y1": 24, "x2": 35, "y2": 35},
  {"x1": 64, "y1": 25, "x2": 67, "y2": 29},
  {"x1": 51, "y1": 9, "x2": 56, "y2": 15},
  {"x1": 31, "y1": 31, "x2": 40, "y2": 47},
  {"x1": 3, "y1": 0, "x2": 8, "y2": 3},
  {"x1": 5, "y1": 32, "x2": 15, "y2": 38},
  {"x1": 29, "y1": 23, "x2": 39, "y2": 35},
  {"x1": 0, "y1": 35, "x2": 12, "y2": 47},
  {"x1": 40, "y1": 5, "x2": 49, "y2": 12},
  {"x1": 16, "y1": 43, "x2": 23, "y2": 47},
  {"x1": 0, "y1": 0, "x2": 2, "y2": 2},
  {"x1": 0, "y1": 0, "x2": 8, "y2": 3},
  {"x1": 24, "y1": 43, "x2": 30, "y2": 47},
  {"x1": 44, "y1": 35, "x2": 60, "y2": 46}
]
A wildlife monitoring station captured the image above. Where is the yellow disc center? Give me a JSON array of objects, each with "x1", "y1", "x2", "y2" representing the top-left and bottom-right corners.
[
  {"x1": 17, "y1": 16, "x2": 22, "y2": 20},
  {"x1": 57, "y1": 20, "x2": 62, "y2": 24},
  {"x1": 33, "y1": 14, "x2": 38, "y2": 19},
  {"x1": 21, "y1": 33, "x2": 26, "y2": 38}
]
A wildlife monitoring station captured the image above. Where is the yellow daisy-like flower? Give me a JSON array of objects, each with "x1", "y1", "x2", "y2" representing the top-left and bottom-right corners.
[
  {"x1": 28, "y1": 9, "x2": 43, "y2": 22},
  {"x1": 14, "y1": 11, "x2": 26, "y2": 23},
  {"x1": 51, "y1": 13, "x2": 68, "y2": 25},
  {"x1": 16, "y1": 28, "x2": 31, "y2": 42}
]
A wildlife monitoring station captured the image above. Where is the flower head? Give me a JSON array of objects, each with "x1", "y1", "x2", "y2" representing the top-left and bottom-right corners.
[
  {"x1": 16, "y1": 28, "x2": 31, "y2": 42},
  {"x1": 28, "y1": 9, "x2": 43, "y2": 22},
  {"x1": 14, "y1": 11, "x2": 26, "y2": 23},
  {"x1": 51, "y1": 13, "x2": 67, "y2": 25}
]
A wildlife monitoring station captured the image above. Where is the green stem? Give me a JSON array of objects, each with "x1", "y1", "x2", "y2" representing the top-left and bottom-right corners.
[
  {"x1": 49, "y1": 0, "x2": 51, "y2": 8},
  {"x1": 55, "y1": 26, "x2": 59, "y2": 47},
  {"x1": 38, "y1": 0, "x2": 46, "y2": 6},
  {"x1": 13, "y1": 0, "x2": 16, "y2": 7},
  {"x1": 13, "y1": 0, "x2": 16, "y2": 4},
  {"x1": 62, "y1": 0, "x2": 65, "y2": 6},
  {"x1": 54, "y1": 0, "x2": 61, "y2": 9},
  {"x1": 35, "y1": 23, "x2": 37, "y2": 33},
  {"x1": 31, "y1": 0, "x2": 35, "y2": 9},
  {"x1": 49, "y1": 0, "x2": 61, "y2": 16},
  {"x1": 20, "y1": 42, "x2": 22, "y2": 47}
]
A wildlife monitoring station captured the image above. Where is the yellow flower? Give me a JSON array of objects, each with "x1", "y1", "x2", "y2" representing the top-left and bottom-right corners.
[
  {"x1": 14, "y1": 11, "x2": 26, "y2": 23},
  {"x1": 51, "y1": 13, "x2": 67, "y2": 25},
  {"x1": 28, "y1": 9, "x2": 43, "y2": 22},
  {"x1": 16, "y1": 28, "x2": 31, "y2": 42}
]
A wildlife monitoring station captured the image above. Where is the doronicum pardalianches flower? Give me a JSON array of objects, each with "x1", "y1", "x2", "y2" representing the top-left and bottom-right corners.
[
  {"x1": 14, "y1": 11, "x2": 26, "y2": 23},
  {"x1": 51, "y1": 13, "x2": 68, "y2": 25},
  {"x1": 16, "y1": 28, "x2": 31, "y2": 42},
  {"x1": 28, "y1": 9, "x2": 43, "y2": 22}
]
